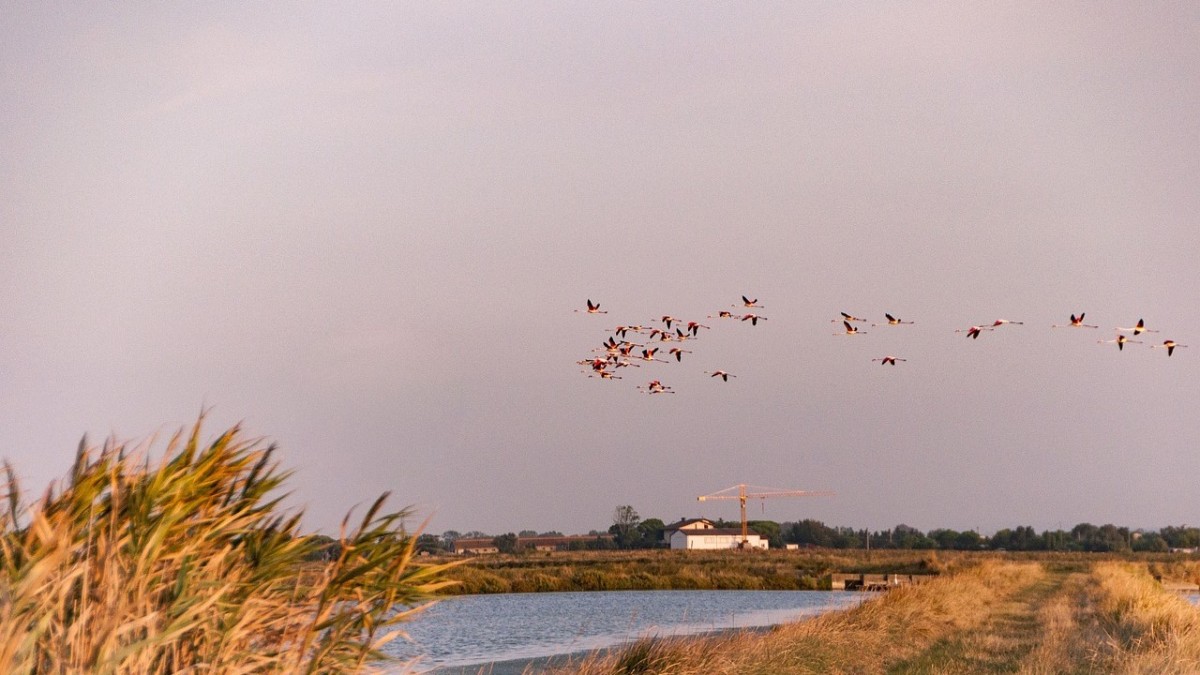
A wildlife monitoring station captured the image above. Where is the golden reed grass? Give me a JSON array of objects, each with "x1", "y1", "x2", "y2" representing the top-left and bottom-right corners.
[
  {"x1": 553, "y1": 559, "x2": 1042, "y2": 674},
  {"x1": 0, "y1": 419, "x2": 458, "y2": 674},
  {"x1": 1087, "y1": 562, "x2": 1200, "y2": 673}
]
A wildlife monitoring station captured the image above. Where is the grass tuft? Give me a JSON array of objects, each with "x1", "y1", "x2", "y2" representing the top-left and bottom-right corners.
[{"x1": 0, "y1": 417, "x2": 457, "y2": 673}]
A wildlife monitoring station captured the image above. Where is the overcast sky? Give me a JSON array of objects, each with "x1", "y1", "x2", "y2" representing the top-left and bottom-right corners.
[{"x1": 4, "y1": 3, "x2": 1199, "y2": 537}]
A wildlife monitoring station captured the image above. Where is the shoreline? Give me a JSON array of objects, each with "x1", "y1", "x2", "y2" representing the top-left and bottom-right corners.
[{"x1": 424, "y1": 625, "x2": 777, "y2": 675}]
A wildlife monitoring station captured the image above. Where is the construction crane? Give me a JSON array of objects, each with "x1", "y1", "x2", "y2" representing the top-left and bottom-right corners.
[{"x1": 697, "y1": 483, "x2": 834, "y2": 549}]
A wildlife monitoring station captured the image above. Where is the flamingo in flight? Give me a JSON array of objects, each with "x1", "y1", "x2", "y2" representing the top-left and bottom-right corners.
[
  {"x1": 835, "y1": 320, "x2": 865, "y2": 336},
  {"x1": 668, "y1": 347, "x2": 692, "y2": 362},
  {"x1": 1099, "y1": 334, "x2": 1143, "y2": 351},
  {"x1": 660, "y1": 315, "x2": 681, "y2": 329},
  {"x1": 872, "y1": 356, "x2": 907, "y2": 366},
  {"x1": 637, "y1": 380, "x2": 675, "y2": 394},
  {"x1": 834, "y1": 312, "x2": 868, "y2": 323},
  {"x1": 1151, "y1": 340, "x2": 1188, "y2": 356},
  {"x1": 990, "y1": 319, "x2": 1024, "y2": 327},
  {"x1": 639, "y1": 348, "x2": 669, "y2": 363},
  {"x1": 873, "y1": 313, "x2": 913, "y2": 326},
  {"x1": 588, "y1": 371, "x2": 621, "y2": 380},
  {"x1": 575, "y1": 299, "x2": 607, "y2": 314},
  {"x1": 708, "y1": 311, "x2": 736, "y2": 319},
  {"x1": 735, "y1": 296, "x2": 764, "y2": 308},
  {"x1": 1115, "y1": 319, "x2": 1157, "y2": 336},
  {"x1": 741, "y1": 313, "x2": 768, "y2": 326},
  {"x1": 956, "y1": 325, "x2": 994, "y2": 339},
  {"x1": 1052, "y1": 313, "x2": 1098, "y2": 329},
  {"x1": 705, "y1": 370, "x2": 737, "y2": 381},
  {"x1": 685, "y1": 321, "x2": 710, "y2": 336}
]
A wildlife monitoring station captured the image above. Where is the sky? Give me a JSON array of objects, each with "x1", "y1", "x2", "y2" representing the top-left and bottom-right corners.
[{"x1": 3, "y1": 3, "x2": 1199, "y2": 537}]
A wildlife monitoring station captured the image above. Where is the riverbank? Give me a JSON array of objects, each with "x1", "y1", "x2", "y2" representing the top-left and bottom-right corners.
[
  {"x1": 425, "y1": 625, "x2": 779, "y2": 675},
  {"x1": 389, "y1": 588, "x2": 865, "y2": 672},
  {"x1": 436, "y1": 548, "x2": 944, "y2": 594},
  {"x1": 433, "y1": 548, "x2": 1200, "y2": 595},
  {"x1": 531, "y1": 558, "x2": 1200, "y2": 674}
]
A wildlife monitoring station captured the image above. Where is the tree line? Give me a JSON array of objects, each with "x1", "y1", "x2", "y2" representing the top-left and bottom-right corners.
[{"x1": 420, "y1": 506, "x2": 1200, "y2": 554}]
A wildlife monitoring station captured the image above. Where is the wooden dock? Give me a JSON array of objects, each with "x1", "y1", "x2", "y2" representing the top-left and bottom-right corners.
[{"x1": 830, "y1": 573, "x2": 934, "y2": 591}]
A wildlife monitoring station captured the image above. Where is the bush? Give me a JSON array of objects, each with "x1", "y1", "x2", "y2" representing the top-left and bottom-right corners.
[{"x1": 0, "y1": 419, "x2": 457, "y2": 673}]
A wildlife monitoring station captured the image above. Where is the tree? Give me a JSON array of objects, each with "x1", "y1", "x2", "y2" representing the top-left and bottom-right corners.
[
  {"x1": 954, "y1": 530, "x2": 983, "y2": 550},
  {"x1": 928, "y1": 529, "x2": 960, "y2": 550},
  {"x1": 441, "y1": 530, "x2": 461, "y2": 551},
  {"x1": 637, "y1": 518, "x2": 665, "y2": 547},
  {"x1": 1133, "y1": 532, "x2": 1168, "y2": 552},
  {"x1": 493, "y1": 533, "x2": 518, "y2": 554},
  {"x1": 415, "y1": 534, "x2": 443, "y2": 554},
  {"x1": 610, "y1": 505, "x2": 642, "y2": 549},
  {"x1": 518, "y1": 530, "x2": 538, "y2": 537},
  {"x1": 786, "y1": 519, "x2": 835, "y2": 547},
  {"x1": 1161, "y1": 525, "x2": 1200, "y2": 549},
  {"x1": 748, "y1": 520, "x2": 784, "y2": 549}
]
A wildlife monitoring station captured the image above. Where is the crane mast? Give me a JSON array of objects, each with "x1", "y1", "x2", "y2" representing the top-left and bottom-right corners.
[{"x1": 697, "y1": 483, "x2": 835, "y2": 549}]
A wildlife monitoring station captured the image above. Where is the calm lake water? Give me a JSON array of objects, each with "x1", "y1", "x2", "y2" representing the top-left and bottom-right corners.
[{"x1": 384, "y1": 590, "x2": 867, "y2": 672}]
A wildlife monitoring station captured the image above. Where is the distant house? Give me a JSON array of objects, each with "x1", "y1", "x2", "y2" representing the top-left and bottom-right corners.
[
  {"x1": 452, "y1": 538, "x2": 500, "y2": 555},
  {"x1": 669, "y1": 528, "x2": 767, "y2": 550},
  {"x1": 662, "y1": 518, "x2": 767, "y2": 550},
  {"x1": 661, "y1": 517, "x2": 716, "y2": 544}
]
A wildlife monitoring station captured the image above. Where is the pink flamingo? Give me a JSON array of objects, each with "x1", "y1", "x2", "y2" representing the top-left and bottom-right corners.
[
  {"x1": 668, "y1": 347, "x2": 692, "y2": 362},
  {"x1": 637, "y1": 380, "x2": 675, "y2": 394},
  {"x1": 871, "y1": 356, "x2": 907, "y2": 366},
  {"x1": 1098, "y1": 334, "x2": 1143, "y2": 351},
  {"x1": 575, "y1": 299, "x2": 607, "y2": 314},
  {"x1": 1151, "y1": 340, "x2": 1188, "y2": 357},
  {"x1": 835, "y1": 320, "x2": 866, "y2": 336},
  {"x1": 741, "y1": 313, "x2": 768, "y2": 326},
  {"x1": 956, "y1": 325, "x2": 994, "y2": 339},
  {"x1": 834, "y1": 312, "x2": 868, "y2": 323},
  {"x1": 1115, "y1": 318, "x2": 1157, "y2": 336},
  {"x1": 873, "y1": 313, "x2": 913, "y2": 326},
  {"x1": 1052, "y1": 313, "x2": 1098, "y2": 329},
  {"x1": 705, "y1": 370, "x2": 737, "y2": 382},
  {"x1": 639, "y1": 348, "x2": 669, "y2": 363}
]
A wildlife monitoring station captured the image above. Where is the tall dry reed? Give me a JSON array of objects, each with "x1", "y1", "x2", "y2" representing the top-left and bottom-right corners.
[
  {"x1": 0, "y1": 419, "x2": 457, "y2": 674},
  {"x1": 1088, "y1": 562, "x2": 1200, "y2": 673}
]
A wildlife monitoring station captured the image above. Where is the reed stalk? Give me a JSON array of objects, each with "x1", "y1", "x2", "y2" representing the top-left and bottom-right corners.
[{"x1": 0, "y1": 418, "x2": 457, "y2": 674}]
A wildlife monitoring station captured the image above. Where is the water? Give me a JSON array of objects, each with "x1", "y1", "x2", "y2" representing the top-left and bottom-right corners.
[{"x1": 384, "y1": 590, "x2": 867, "y2": 672}]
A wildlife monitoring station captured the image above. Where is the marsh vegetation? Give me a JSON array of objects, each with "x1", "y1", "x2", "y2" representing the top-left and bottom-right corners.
[
  {"x1": 0, "y1": 421, "x2": 457, "y2": 674},
  {"x1": 546, "y1": 557, "x2": 1200, "y2": 674}
]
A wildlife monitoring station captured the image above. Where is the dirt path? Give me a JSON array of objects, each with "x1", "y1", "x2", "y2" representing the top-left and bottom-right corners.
[{"x1": 887, "y1": 567, "x2": 1090, "y2": 674}]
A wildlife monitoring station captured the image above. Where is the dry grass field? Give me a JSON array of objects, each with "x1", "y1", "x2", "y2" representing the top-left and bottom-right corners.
[{"x1": 538, "y1": 557, "x2": 1200, "y2": 674}]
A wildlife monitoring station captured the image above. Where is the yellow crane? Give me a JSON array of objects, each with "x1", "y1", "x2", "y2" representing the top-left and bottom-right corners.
[{"x1": 697, "y1": 483, "x2": 835, "y2": 549}]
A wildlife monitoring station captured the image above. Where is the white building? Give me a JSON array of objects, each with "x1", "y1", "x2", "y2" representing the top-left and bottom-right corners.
[{"x1": 663, "y1": 519, "x2": 768, "y2": 550}]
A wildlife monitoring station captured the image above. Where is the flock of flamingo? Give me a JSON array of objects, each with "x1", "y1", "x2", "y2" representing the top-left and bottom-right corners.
[
  {"x1": 577, "y1": 298, "x2": 1187, "y2": 394},
  {"x1": 575, "y1": 296, "x2": 770, "y2": 394}
]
